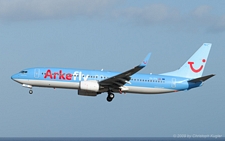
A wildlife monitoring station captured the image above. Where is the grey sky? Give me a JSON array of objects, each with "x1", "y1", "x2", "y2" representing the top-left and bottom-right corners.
[{"x1": 0, "y1": 0, "x2": 224, "y2": 137}]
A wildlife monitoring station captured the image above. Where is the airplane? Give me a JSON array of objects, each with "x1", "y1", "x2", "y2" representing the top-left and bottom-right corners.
[{"x1": 11, "y1": 43, "x2": 215, "y2": 102}]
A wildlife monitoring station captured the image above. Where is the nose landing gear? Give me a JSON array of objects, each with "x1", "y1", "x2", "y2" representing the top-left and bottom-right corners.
[{"x1": 29, "y1": 90, "x2": 33, "y2": 94}]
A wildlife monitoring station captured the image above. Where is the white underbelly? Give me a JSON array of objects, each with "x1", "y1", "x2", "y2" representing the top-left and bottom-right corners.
[
  {"x1": 126, "y1": 86, "x2": 175, "y2": 94},
  {"x1": 14, "y1": 79, "x2": 175, "y2": 94},
  {"x1": 14, "y1": 79, "x2": 79, "y2": 89}
]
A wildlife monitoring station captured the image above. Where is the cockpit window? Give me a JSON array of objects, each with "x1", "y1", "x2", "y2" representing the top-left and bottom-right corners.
[{"x1": 20, "y1": 70, "x2": 28, "y2": 74}]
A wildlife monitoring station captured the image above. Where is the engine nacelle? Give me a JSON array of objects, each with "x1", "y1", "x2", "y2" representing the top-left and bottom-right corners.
[{"x1": 79, "y1": 80, "x2": 99, "y2": 92}]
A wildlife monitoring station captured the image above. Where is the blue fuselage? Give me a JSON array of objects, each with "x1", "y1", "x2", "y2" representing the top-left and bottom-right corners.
[{"x1": 11, "y1": 67, "x2": 202, "y2": 94}]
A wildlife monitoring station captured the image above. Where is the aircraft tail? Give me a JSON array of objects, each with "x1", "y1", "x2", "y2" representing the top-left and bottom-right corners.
[{"x1": 161, "y1": 43, "x2": 212, "y2": 78}]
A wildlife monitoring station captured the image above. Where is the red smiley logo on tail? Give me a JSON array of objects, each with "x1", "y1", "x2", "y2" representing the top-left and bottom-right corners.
[{"x1": 188, "y1": 59, "x2": 206, "y2": 73}]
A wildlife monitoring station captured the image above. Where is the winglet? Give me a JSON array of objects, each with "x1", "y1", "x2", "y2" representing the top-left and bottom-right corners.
[{"x1": 139, "y1": 53, "x2": 151, "y2": 67}]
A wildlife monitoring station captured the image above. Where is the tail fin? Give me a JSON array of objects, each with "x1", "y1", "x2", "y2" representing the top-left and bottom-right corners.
[{"x1": 161, "y1": 43, "x2": 212, "y2": 78}]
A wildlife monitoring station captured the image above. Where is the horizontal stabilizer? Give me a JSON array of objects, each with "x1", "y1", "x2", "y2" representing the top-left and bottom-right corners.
[{"x1": 188, "y1": 74, "x2": 215, "y2": 83}]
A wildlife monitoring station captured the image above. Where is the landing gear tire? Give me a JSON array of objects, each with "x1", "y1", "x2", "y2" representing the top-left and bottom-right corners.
[
  {"x1": 109, "y1": 93, "x2": 114, "y2": 99},
  {"x1": 107, "y1": 93, "x2": 114, "y2": 102},
  {"x1": 29, "y1": 90, "x2": 33, "y2": 94},
  {"x1": 107, "y1": 97, "x2": 112, "y2": 102}
]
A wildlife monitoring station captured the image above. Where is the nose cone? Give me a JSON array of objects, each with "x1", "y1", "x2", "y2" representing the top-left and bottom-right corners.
[
  {"x1": 11, "y1": 74, "x2": 15, "y2": 80},
  {"x1": 11, "y1": 74, "x2": 18, "y2": 81},
  {"x1": 11, "y1": 73, "x2": 23, "y2": 84}
]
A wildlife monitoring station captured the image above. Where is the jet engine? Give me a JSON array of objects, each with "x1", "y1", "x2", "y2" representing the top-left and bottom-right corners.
[{"x1": 79, "y1": 80, "x2": 99, "y2": 92}]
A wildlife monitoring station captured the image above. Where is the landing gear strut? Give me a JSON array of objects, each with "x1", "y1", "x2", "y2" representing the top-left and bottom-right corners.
[
  {"x1": 107, "y1": 92, "x2": 114, "y2": 102},
  {"x1": 29, "y1": 90, "x2": 33, "y2": 94}
]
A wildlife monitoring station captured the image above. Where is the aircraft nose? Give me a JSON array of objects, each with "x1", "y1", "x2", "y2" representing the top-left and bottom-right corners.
[
  {"x1": 11, "y1": 74, "x2": 18, "y2": 80},
  {"x1": 11, "y1": 74, "x2": 15, "y2": 80}
]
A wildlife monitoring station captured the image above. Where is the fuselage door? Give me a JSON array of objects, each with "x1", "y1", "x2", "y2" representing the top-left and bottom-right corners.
[
  {"x1": 171, "y1": 78, "x2": 176, "y2": 88},
  {"x1": 34, "y1": 69, "x2": 40, "y2": 78}
]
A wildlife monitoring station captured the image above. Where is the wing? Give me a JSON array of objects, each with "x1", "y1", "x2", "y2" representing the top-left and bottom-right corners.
[{"x1": 99, "y1": 53, "x2": 151, "y2": 91}]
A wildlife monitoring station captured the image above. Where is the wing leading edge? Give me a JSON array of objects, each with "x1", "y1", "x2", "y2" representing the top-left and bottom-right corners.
[{"x1": 99, "y1": 53, "x2": 151, "y2": 91}]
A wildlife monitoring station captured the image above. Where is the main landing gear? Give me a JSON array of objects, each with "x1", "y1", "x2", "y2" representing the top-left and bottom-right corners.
[
  {"x1": 107, "y1": 91, "x2": 115, "y2": 102},
  {"x1": 29, "y1": 89, "x2": 33, "y2": 94}
]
